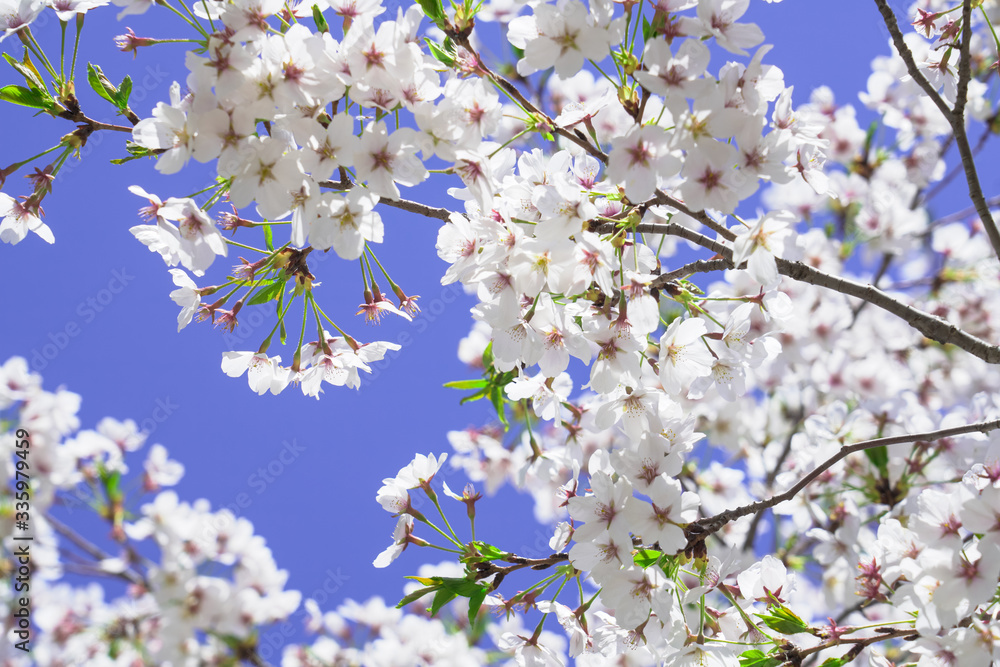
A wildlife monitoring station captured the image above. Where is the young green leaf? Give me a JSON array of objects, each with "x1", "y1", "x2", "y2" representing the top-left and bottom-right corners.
[
  {"x1": 467, "y1": 587, "x2": 487, "y2": 624},
  {"x1": 443, "y1": 379, "x2": 489, "y2": 390},
  {"x1": 469, "y1": 541, "x2": 510, "y2": 561},
  {"x1": 818, "y1": 658, "x2": 849, "y2": 667},
  {"x1": 416, "y1": 0, "x2": 444, "y2": 22},
  {"x1": 116, "y1": 75, "x2": 133, "y2": 109},
  {"x1": 428, "y1": 587, "x2": 458, "y2": 616},
  {"x1": 633, "y1": 549, "x2": 662, "y2": 569},
  {"x1": 424, "y1": 39, "x2": 455, "y2": 67},
  {"x1": 0, "y1": 84, "x2": 54, "y2": 111},
  {"x1": 489, "y1": 385, "x2": 509, "y2": 429},
  {"x1": 395, "y1": 584, "x2": 438, "y2": 609},
  {"x1": 247, "y1": 280, "x2": 286, "y2": 306},
  {"x1": 87, "y1": 63, "x2": 118, "y2": 105},
  {"x1": 738, "y1": 649, "x2": 782, "y2": 667},
  {"x1": 864, "y1": 445, "x2": 888, "y2": 476},
  {"x1": 264, "y1": 223, "x2": 274, "y2": 251},
  {"x1": 756, "y1": 604, "x2": 811, "y2": 635},
  {"x1": 4, "y1": 53, "x2": 46, "y2": 92},
  {"x1": 311, "y1": 4, "x2": 329, "y2": 32},
  {"x1": 110, "y1": 142, "x2": 162, "y2": 165}
]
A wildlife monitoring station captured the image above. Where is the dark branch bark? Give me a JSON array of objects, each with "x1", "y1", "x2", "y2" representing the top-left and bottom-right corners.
[
  {"x1": 873, "y1": 0, "x2": 1000, "y2": 259},
  {"x1": 694, "y1": 418, "x2": 1000, "y2": 536},
  {"x1": 378, "y1": 197, "x2": 453, "y2": 221},
  {"x1": 608, "y1": 220, "x2": 1000, "y2": 365}
]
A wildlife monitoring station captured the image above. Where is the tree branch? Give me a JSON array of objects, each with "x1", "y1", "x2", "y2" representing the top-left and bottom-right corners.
[
  {"x1": 693, "y1": 418, "x2": 1000, "y2": 537},
  {"x1": 317, "y1": 178, "x2": 454, "y2": 221},
  {"x1": 604, "y1": 219, "x2": 1000, "y2": 365},
  {"x1": 46, "y1": 511, "x2": 147, "y2": 587},
  {"x1": 657, "y1": 258, "x2": 732, "y2": 283},
  {"x1": 379, "y1": 197, "x2": 453, "y2": 221},
  {"x1": 872, "y1": 0, "x2": 1000, "y2": 259}
]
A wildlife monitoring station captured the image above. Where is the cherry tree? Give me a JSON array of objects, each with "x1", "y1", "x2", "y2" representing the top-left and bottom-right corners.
[{"x1": 3, "y1": 0, "x2": 1000, "y2": 665}]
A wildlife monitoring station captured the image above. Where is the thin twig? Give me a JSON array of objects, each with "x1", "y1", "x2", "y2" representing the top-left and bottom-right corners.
[
  {"x1": 658, "y1": 258, "x2": 731, "y2": 283},
  {"x1": 45, "y1": 512, "x2": 147, "y2": 587},
  {"x1": 873, "y1": 0, "x2": 1000, "y2": 258},
  {"x1": 740, "y1": 409, "x2": 804, "y2": 552},
  {"x1": 695, "y1": 418, "x2": 1000, "y2": 536},
  {"x1": 604, "y1": 220, "x2": 1000, "y2": 365},
  {"x1": 379, "y1": 197, "x2": 453, "y2": 221},
  {"x1": 930, "y1": 193, "x2": 1000, "y2": 227},
  {"x1": 317, "y1": 178, "x2": 454, "y2": 221},
  {"x1": 848, "y1": 251, "x2": 893, "y2": 326}
]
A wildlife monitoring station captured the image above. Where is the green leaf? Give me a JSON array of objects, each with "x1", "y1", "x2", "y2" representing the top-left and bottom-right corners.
[
  {"x1": 481, "y1": 341, "x2": 494, "y2": 369},
  {"x1": 427, "y1": 587, "x2": 457, "y2": 616},
  {"x1": 416, "y1": 0, "x2": 444, "y2": 22},
  {"x1": 739, "y1": 649, "x2": 782, "y2": 667},
  {"x1": 278, "y1": 289, "x2": 287, "y2": 344},
  {"x1": 424, "y1": 38, "x2": 455, "y2": 67},
  {"x1": 444, "y1": 379, "x2": 489, "y2": 390},
  {"x1": 396, "y1": 584, "x2": 438, "y2": 609},
  {"x1": 467, "y1": 587, "x2": 487, "y2": 624},
  {"x1": 247, "y1": 280, "x2": 286, "y2": 306},
  {"x1": 641, "y1": 13, "x2": 665, "y2": 42},
  {"x1": 819, "y1": 658, "x2": 849, "y2": 667},
  {"x1": 264, "y1": 223, "x2": 274, "y2": 251},
  {"x1": 411, "y1": 576, "x2": 492, "y2": 617},
  {"x1": 116, "y1": 75, "x2": 133, "y2": 109},
  {"x1": 87, "y1": 63, "x2": 118, "y2": 105},
  {"x1": 4, "y1": 53, "x2": 45, "y2": 92},
  {"x1": 756, "y1": 604, "x2": 811, "y2": 636},
  {"x1": 110, "y1": 142, "x2": 161, "y2": 165},
  {"x1": 469, "y1": 541, "x2": 509, "y2": 561},
  {"x1": 490, "y1": 385, "x2": 508, "y2": 429},
  {"x1": 458, "y1": 388, "x2": 489, "y2": 404},
  {"x1": 311, "y1": 4, "x2": 328, "y2": 32},
  {"x1": 103, "y1": 470, "x2": 123, "y2": 502},
  {"x1": 864, "y1": 445, "x2": 888, "y2": 476},
  {"x1": 0, "y1": 84, "x2": 53, "y2": 110},
  {"x1": 633, "y1": 549, "x2": 662, "y2": 569}
]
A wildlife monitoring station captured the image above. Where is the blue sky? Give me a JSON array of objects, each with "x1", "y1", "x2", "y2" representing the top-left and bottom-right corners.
[{"x1": 1, "y1": 0, "x2": 892, "y2": 653}]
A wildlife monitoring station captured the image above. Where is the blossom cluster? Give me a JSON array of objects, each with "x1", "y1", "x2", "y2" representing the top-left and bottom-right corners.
[{"x1": 4, "y1": 0, "x2": 1000, "y2": 664}]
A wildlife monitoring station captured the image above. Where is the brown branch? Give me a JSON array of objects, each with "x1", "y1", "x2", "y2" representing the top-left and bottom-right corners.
[
  {"x1": 873, "y1": 0, "x2": 1000, "y2": 259},
  {"x1": 848, "y1": 251, "x2": 893, "y2": 326},
  {"x1": 776, "y1": 255, "x2": 1000, "y2": 363},
  {"x1": 658, "y1": 258, "x2": 732, "y2": 283},
  {"x1": 379, "y1": 197, "x2": 453, "y2": 221},
  {"x1": 472, "y1": 552, "x2": 570, "y2": 590},
  {"x1": 797, "y1": 627, "x2": 918, "y2": 662},
  {"x1": 693, "y1": 418, "x2": 1000, "y2": 537},
  {"x1": 316, "y1": 178, "x2": 455, "y2": 221},
  {"x1": 740, "y1": 410, "x2": 804, "y2": 553},
  {"x1": 454, "y1": 35, "x2": 741, "y2": 246},
  {"x1": 650, "y1": 191, "x2": 736, "y2": 241},
  {"x1": 604, "y1": 219, "x2": 1000, "y2": 365},
  {"x1": 45, "y1": 511, "x2": 147, "y2": 587}
]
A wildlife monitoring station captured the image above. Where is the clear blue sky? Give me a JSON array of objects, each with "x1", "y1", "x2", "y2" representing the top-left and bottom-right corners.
[{"x1": 1, "y1": 0, "x2": 889, "y2": 652}]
